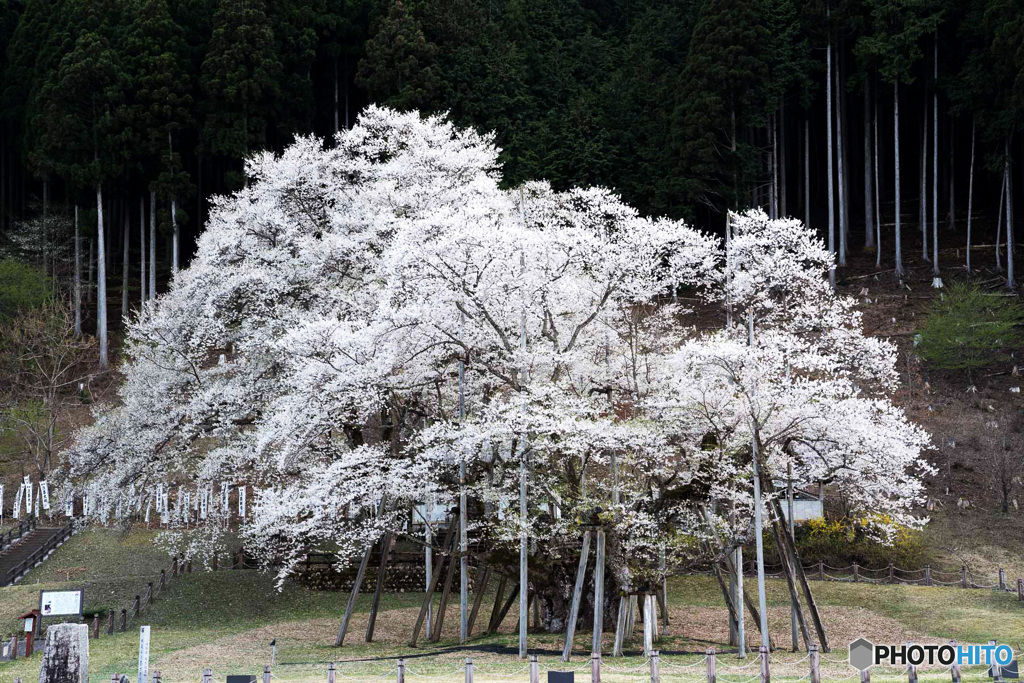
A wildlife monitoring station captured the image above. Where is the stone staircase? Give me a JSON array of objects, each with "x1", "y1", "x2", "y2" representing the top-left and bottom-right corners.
[{"x1": 0, "y1": 518, "x2": 75, "y2": 586}]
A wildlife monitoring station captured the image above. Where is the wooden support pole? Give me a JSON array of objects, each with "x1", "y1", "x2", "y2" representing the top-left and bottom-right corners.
[
  {"x1": 410, "y1": 520, "x2": 456, "y2": 646},
  {"x1": 489, "y1": 583, "x2": 520, "y2": 634},
  {"x1": 769, "y1": 519, "x2": 811, "y2": 651},
  {"x1": 650, "y1": 649, "x2": 660, "y2": 683},
  {"x1": 810, "y1": 645, "x2": 820, "y2": 683},
  {"x1": 659, "y1": 545, "x2": 669, "y2": 628},
  {"x1": 335, "y1": 542, "x2": 373, "y2": 647},
  {"x1": 962, "y1": 566, "x2": 968, "y2": 589},
  {"x1": 366, "y1": 531, "x2": 393, "y2": 642},
  {"x1": 467, "y1": 566, "x2": 492, "y2": 637},
  {"x1": 431, "y1": 522, "x2": 460, "y2": 642},
  {"x1": 613, "y1": 595, "x2": 627, "y2": 657},
  {"x1": 643, "y1": 594, "x2": 654, "y2": 656},
  {"x1": 707, "y1": 647, "x2": 717, "y2": 683},
  {"x1": 760, "y1": 645, "x2": 770, "y2": 683},
  {"x1": 487, "y1": 576, "x2": 508, "y2": 634},
  {"x1": 592, "y1": 652, "x2": 602, "y2": 683},
  {"x1": 998, "y1": 567, "x2": 1006, "y2": 590},
  {"x1": 561, "y1": 530, "x2": 592, "y2": 662}
]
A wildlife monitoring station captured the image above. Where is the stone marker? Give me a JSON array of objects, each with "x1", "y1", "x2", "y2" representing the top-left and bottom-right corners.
[{"x1": 39, "y1": 623, "x2": 89, "y2": 683}]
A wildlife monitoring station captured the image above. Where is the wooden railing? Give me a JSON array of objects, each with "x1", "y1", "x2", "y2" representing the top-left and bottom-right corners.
[
  {"x1": 0, "y1": 520, "x2": 74, "y2": 587},
  {"x1": 0, "y1": 515, "x2": 37, "y2": 553}
]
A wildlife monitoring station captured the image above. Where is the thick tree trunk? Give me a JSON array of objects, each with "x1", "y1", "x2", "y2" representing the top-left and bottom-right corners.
[
  {"x1": 826, "y1": 35, "x2": 836, "y2": 288},
  {"x1": 149, "y1": 190, "x2": 157, "y2": 300},
  {"x1": 96, "y1": 184, "x2": 108, "y2": 368},
  {"x1": 864, "y1": 83, "x2": 875, "y2": 249},
  {"x1": 894, "y1": 79, "x2": 903, "y2": 278},
  {"x1": 74, "y1": 205, "x2": 81, "y2": 337},
  {"x1": 967, "y1": 118, "x2": 975, "y2": 273}
]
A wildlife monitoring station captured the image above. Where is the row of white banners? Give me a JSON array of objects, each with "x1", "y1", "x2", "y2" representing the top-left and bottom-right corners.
[{"x1": 0, "y1": 478, "x2": 249, "y2": 525}]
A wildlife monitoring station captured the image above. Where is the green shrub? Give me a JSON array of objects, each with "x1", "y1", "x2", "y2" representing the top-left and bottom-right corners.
[
  {"x1": 917, "y1": 282, "x2": 1024, "y2": 378},
  {"x1": 0, "y1": 259, "x2": 51, "y2": 322},
  {"x1": 758, "y1": 516, "x2": 928, "y2": 569}
]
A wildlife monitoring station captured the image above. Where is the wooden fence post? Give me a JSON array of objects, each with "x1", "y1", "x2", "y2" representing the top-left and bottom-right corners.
[
  {"x1": 908, "y1": 660, "x2": 918, "y2": 683},
  {"x1": 263, "y1": 666, "x2": 271, "y2": 683},
  {"x1": 119, "y1": 608, "x2": 127, "y2": 631},
  {"x1": 1017, "y1": 578, "x2": 1023, "y2": 601},
  {"x1": 153, "y1": 670, "x2": 161, "y2": 683},
  {"x1": 818, "y1": 562, "x2": 824, "y2": 581},
  {"x1": 92, "y1": 614, "x2": 99, "y2": 639},
  {"x1": 853, "y1": 563, "x2": 859, "y2": 582},
  {"x1": 159, "y1": 570, "x2": 166, "y2": 594},
  {"x1": 186, "y1": 560, "x2": 192, "y2": 573},
  {"x1": 203, "y1": 668, "x2": 212, "y2": 683},
  {"x1": 650, "y1": 650, "x2": 660, "y2": 683},
  {"x1": 464, "y1": 656, "x2": 474, "y2": 683},
  {"x1": 759, "y1": 645, "x2": 770, "y2": 683},
  {"x1": 809, "y1": 645, "x2": 820, "y2": 683},
  {"x1": 998, "y1": 567, "x2": 1006, "y2": 590},
  {"x1": 327, "y1": 662, "x2": 336, "y2": 683},
  {"x1": 924, "y1": 565, "x2": 932, "y2": 586},
  {"x1": 591, "y1": 652, "x2": 602, "y2": 683},
  {"x1": 147, "y1": 582, "x2": 154, "y2": 605},
  {"x1": 107, "y1": 610, "x2": 115, "y2": 635},
  {"x1": 889, "y1": 562, "x2": 895, "y2": 584},
  {"x1": 861, "y1": 667, "x2": 870, "y2": 683},
  {"x1": 529, "y1": 654, "x2": 539, "y2": 683},
  {"x1": 212, "y1": 554, "x2": 218, "y2": 571},
  {"x1": 10, "y1": 634, "x2": 16, "y2": 660},
  {"x1": 111, "y1": 674, "x2": 119, "y2": 683},
  {"x1": 172, "y1": 556, "x2": 178, "y2": 577},
  {"x1": 961, "y1": 565, "x2": 968, "y2": 589},
  {"x1": 397, "y1": 659, "x2": 405, "y2": 683},
  {"x1": 950, "y1": 641, "x2": 961, "y2": 683},
  {"x1": 707, "y1": 647, "x2": 717, "y2": 683},
  {"x1": 133, "y1": 595, "x2": 141, "y2": 619}
]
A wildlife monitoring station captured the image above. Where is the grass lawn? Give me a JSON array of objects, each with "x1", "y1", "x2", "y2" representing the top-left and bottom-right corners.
[{"x1": 0, "y1": 529, "x2": 1021, "y2": 682}]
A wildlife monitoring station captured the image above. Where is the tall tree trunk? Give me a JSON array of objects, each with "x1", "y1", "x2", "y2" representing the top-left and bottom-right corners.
[
  {"x1": 840, "y1": 58, "x2": 851, "y2": 260},
  {"x1": 96, "y1": 184, "x2": 108, "y2": 368},
  {"x1": 121, "y1": 210, "x2": 129, "y2": 319},
  {"x1": 872, "y1": 84, "x2": 880, "y2": 266},
  {"x1": 826, "y1": 32, "x2": 836, "y2": 288},
  {"x1": 997, "y1": 166, "x2": 1005, "y2": 271},
  {"x1": 804, "y1": 117, "x2": 810, "y2": 231},
  {"x1": 149, "y1": 190, "x2": 157, "y2": 300},
  {"x1": 966, "y1": 117, "x2": 975, "y2": 274},
  {"x1": 42, "y1": 178, "x2": 49, "y2": 275},
  {"x1": 171, "y1": 198, "x2": 179, "y2": 275},
  {"x1": 334, "y1": 55, "x2": 340, "y2": 136},
  {"x1": 780, "y1": 100, "x2": 787, "y2": 218},
  {"x1": 864, "y1": 82, "x2": 875, "y2": 249},
  {"x1": 140, "y1": 197, "x2": 146, "y2": 308},
  {"x1": 197, "y1": 156, "x2": 203, "y2": 232},
  {"x1": 932, "y1": 38, "x2": 939, "y2": 277},
  {"x1": 87, "y1": 238, "x2": 94, "y2": 304},
  {"x1": 344, "y1": 53, "x2": 350, "y2": 130},
  {"x1": 1006, "y1": 136, "x2": 1015, "y2": 288},
  {"x1": 74, "y1": 205, "x2": 81, "y2": 337},
  {"x1": 771, "y1": 112, "x2": 778, "y2": 219},
  {"x1": 894, "y1": 79, "x2": 903, "y2": 278},
  {"x1": 920, "y1": 100, "x2": 928, "y2": 260},
  {"x1": 835, "y1": 59, "x2": 847, "y2": 265},
  {"x1": 948, "y1": 119, "x2": 955, "y2": 231}
]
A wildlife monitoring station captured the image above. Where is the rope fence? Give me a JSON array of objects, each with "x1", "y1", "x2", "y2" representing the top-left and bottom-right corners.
[{"x1": 74, "y1": 648, "x2": 1008, "y2": 683}]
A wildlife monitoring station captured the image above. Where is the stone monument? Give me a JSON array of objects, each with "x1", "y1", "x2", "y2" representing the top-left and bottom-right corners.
[{"x1": 39, "y1": 623, "x2": 89, "y2": 683}]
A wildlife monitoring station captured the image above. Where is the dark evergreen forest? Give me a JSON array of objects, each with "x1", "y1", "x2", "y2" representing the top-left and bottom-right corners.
[{"x1": 2, "y1": 0, "x2": 1024, "y2": 327}]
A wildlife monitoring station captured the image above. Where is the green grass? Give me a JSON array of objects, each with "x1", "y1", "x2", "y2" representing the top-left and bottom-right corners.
[{"x1": 0, "y1": 530, "x2": 1022, "y2": 682}]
